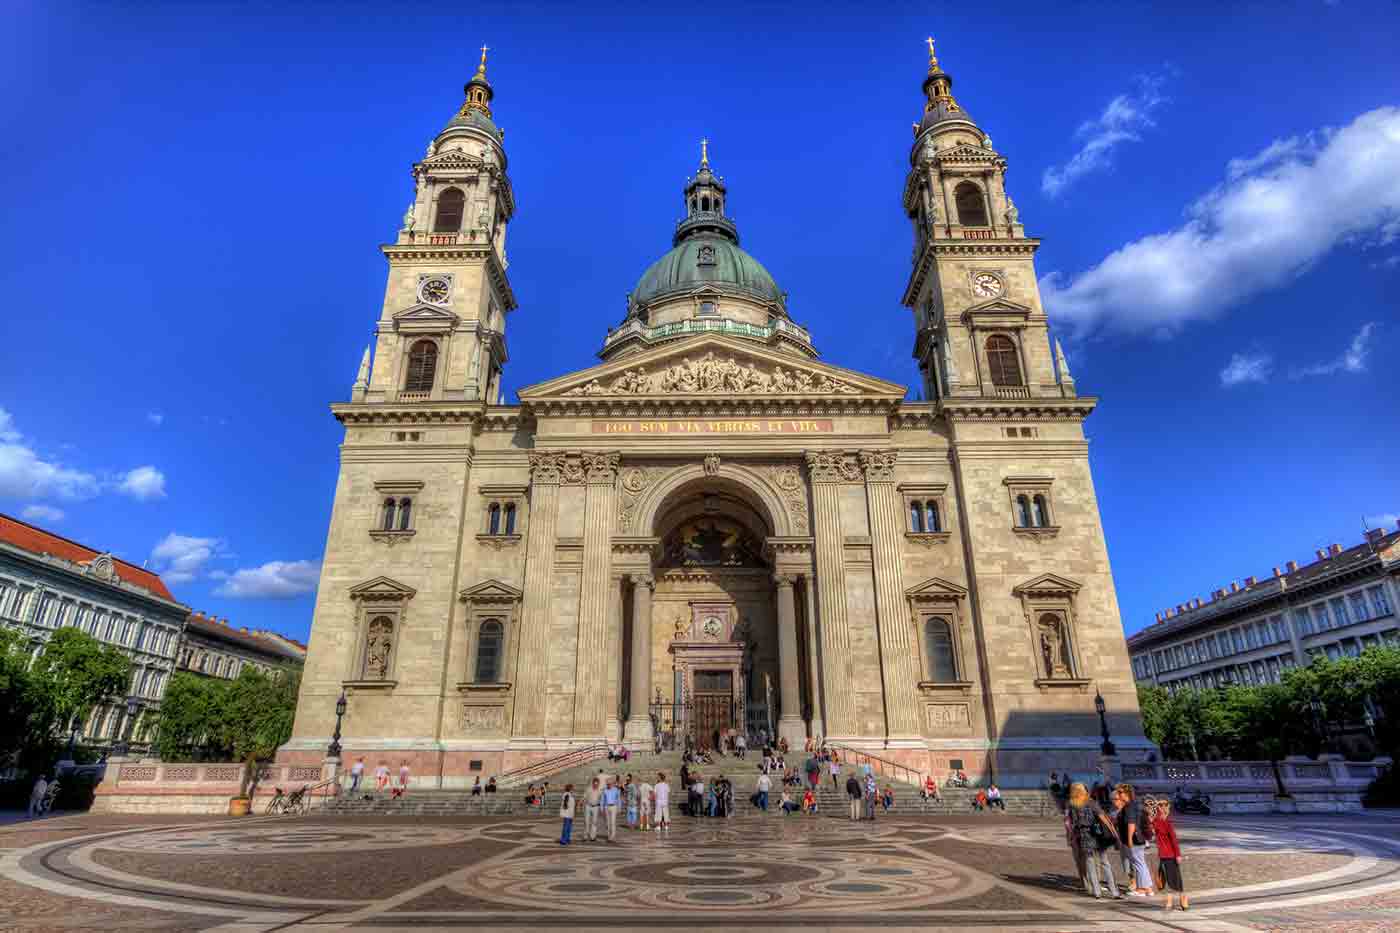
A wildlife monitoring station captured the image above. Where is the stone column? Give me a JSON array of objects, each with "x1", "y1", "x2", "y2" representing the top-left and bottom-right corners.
[
  {"x1": 805, "y1": 451, "x2": 854, "y2": 738},
  {"x1": 774, "y1": 574, "x2": 806, "y2": 746},
  {"x1": 860, "y1": 450, "x2": 922, "y2": 739},
  {"x1": 511, "y1": 452, "x2": 563, "y2": 737},
  {"x1": 604, "y1": 572, "x2": 625, "y2": 741},
  {"x1": 624, "y1": 573, "x2": 654, "y2": 742},
  {"x1": 802, "y1": 574, "x2": 824, "y2": 739},
  {"x1": 573, "y1": 452, "x2": 620, "y2": 738}
]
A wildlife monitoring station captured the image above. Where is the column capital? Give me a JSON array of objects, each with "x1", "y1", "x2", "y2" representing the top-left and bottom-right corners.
[
  {"x1": 528, "y1": 451, "x2": 566, "y2": 486},
  {"x1": 629, "y1": 572, "x2": 655, "y2": 590},
  {"x1": 858, "y1": 449, "x2": 898, "y2": 483},
  {"x1": 804, "y1": 450, "x2": 862, "y2": 484},
  {"x1": 772, "y1": 572, "x2": 798, "y2": 589},
  {"x1": 582, "y1": 451, "x2": 621, "y2": 485}
]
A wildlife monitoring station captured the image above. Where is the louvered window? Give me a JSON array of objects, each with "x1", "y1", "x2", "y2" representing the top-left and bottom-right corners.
[
  {"x1": 986, "y1": 335, "x2": 1022, "y2": 386},
  {"x1": 434, "y1": 188, "x2": 465, "y2": 232},
  {"x1": 404, "y1": 341, "x2": 437, "y2": 393}
]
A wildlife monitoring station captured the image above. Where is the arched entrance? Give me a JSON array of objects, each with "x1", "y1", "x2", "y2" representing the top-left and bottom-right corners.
[{"x1": 623, "y1": 475, "x2": 809, "y2": 749}]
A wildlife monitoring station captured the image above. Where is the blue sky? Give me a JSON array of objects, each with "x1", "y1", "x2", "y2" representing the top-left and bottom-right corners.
[{"x1": 1, "y1": 2, "x2": 1397, "y2": 641}]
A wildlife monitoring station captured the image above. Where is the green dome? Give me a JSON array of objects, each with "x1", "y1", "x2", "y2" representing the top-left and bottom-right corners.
[{"x1": 631, "y1": 233, "x2": 783, "y2": 309}]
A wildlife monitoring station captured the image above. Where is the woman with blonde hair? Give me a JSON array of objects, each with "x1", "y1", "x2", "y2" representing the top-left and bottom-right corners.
[{"x1": 1066, "y1": 781, "x2": 1122, "y2": 899}]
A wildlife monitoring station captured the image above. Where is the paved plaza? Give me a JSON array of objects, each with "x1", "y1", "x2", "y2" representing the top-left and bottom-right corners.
[{"x1": 4, "y1": 810, "x2": 1400, "y2": 931}]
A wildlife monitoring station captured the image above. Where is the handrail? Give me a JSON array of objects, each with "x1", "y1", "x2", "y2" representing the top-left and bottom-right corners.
[
  {"x1": 827, "y1": 742, "x2": 925, "y2": 788},
  {"x1": 495, "y1": 743, "x2": 611, "y2": 788}
]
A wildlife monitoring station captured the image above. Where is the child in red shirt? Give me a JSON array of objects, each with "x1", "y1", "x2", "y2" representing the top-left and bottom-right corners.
[{"x1": 1150, "y1": 799, "x2": 1188, "y2": 911}]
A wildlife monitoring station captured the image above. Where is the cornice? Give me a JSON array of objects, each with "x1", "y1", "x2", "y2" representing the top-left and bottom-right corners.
[
  {"x1": 333, "y1": 403, "x2": 485, "y2": 426},
  {"x1": 901, "y1": 237, "x2": 1042, "y2": 306},
  {"x1": 940, "y1": 397, "x2": 1097, "y2": 421},
  {"x1": 890, "y1": 404, "x2": 938, "y2": 430},
  {"x1": 523, "y1": 396, "x2": 899, "y2": 419}
]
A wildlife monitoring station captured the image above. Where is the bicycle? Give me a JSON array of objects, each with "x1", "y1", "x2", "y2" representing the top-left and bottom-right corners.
[{"x1": 263, "y1": 786, "x2": 288, "y2": 814}]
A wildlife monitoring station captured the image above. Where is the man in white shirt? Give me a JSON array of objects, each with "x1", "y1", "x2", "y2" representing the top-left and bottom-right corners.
[
  {"x1": 349, "y1": 757, "x2": 365, "y2": 793},
  {"x1": 652, "y1": 772, "x2": 671, "y2": 833},
  {"x1": 584, "y1": 777, "x2": 604, "y2": 841},
  {"x1": 735, "y1": 733, "x2": 747, "y2": 759},
  {"x1": 756, "y1": 771, "x2": 772, "y2": 811},
  {"x1": 639, "y1": 778, "x2": 654, "y2": 830},
  {"x1": 27, "y1": 775, "x2": 49, "y2": 819}
]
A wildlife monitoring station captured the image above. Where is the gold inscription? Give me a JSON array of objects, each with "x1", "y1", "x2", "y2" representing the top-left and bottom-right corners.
[{"x1": 592, "y1": 419, "x2": 835, "y2": 435}]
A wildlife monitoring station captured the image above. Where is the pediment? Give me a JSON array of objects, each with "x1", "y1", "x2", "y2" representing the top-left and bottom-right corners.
[
  {"x1": 519, "y1": 335, "x2": 907, "y2": 402},
  {"x1": 393, "y1": 304, "x2": 460, "y2": 332},
  {"x1": 1012, "y1": 573, "x2": 1081, "y2": 596},
  {"x1": 936, "y1": 143, "x2": 997, "y2": 162},
  {"x1": 349, "y1": 576, "x2": 417, "y2": 601},
  {"x1": 459, "y1": 579, "x2": 523, "y2": 603},
  {"x1": 963, "y1": 297, "x2": 1033, "y2": 317},
  {"x1": 906, "y1": 576, "x2": 969, "y2": 601},
  {"x1": 423, "y1": 149, "x2": 484, "y2": 169}
]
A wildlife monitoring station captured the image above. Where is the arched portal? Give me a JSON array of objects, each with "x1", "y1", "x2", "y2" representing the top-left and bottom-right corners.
[{"x1": 625, "y1": 475, "x2": 806, "y2": 750}]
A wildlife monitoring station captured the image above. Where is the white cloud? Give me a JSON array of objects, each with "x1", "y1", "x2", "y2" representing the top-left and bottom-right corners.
[
  {"x1": 1041, "y1": 107, "x2": 1400, "y2": 337},
  {"x1": 0, "y1": 408, "x2": 19, "y2": 444},
  {"x1": 1219, "y1": 351, "x2": 1273, "y2": 387},
  {"x1": 0, "y1": 441, "x2": 101, "y2": 500},
  {"x1": 1041, "y1": 72, "x2": 1168, "y2": 198},
  {"x1": 117, "y1": 465, "x2": 166, "y2": 501},
  {"x1": 213, "y1": 560, "x2": 321, "y2": 599},
  {"x1": 151, "y1": 532, "x2": 222, "y2": 584},
  {"x1": 20, "y1": 504, "x2": 65, "y2": 524},
  {"x1": 146, "y1": 412, "x2": 164, "y2": 427},
  {"x1": 1292, "y1": 322, "x2": 1377, "y2": 378}
]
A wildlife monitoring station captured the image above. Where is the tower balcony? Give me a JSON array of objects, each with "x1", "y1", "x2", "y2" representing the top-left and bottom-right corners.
[{"x1": 673, "y1": 211, "x2": 740, "y2": 246}]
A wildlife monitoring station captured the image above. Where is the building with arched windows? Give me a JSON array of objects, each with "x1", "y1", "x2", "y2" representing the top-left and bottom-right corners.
[{"x1": 280, "y1": 43, "x2": 1148, "y2": 786}]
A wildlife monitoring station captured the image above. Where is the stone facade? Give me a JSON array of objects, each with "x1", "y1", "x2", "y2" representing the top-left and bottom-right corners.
[{"x1": 280, "y1": 45, "x2": 1149, "y2": 787}]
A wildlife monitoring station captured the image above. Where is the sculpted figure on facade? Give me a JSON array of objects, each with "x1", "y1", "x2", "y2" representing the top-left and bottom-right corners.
[
  {"x1": 1038, "y1": 614, "x2": 1072, "y2": 678},
  {"x1": 562, "y1": 353, "x2": 859, "y2": 396},
  {"x1": 364, "y1": 618, "x2": 393, "y2": 680}
]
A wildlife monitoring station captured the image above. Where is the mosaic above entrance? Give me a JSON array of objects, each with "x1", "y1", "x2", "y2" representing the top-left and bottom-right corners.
[{"x1": 661, "y1": 517, "x2": 766, "y2": 568}]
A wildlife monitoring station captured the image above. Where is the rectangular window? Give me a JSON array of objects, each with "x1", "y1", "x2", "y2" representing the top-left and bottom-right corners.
[
  {"x1": 1216, "y1": 632, "x2": 1231, "y2": 657},
  {"x1": 1313, "y1": 604, "x2": 1331, "y2": 632},
  {"x1": 1186, "y1": 642, "x2": 1198, "y2": 664},
  {"x1": 1270, "y1": 616, "x2": 1288, "y2": 643},
  {"x1": 1232, "y1": 629, "x2": 1246, "y2": 652},
  {"x1": 1325, "y1": 643, "x2": 1342, "y2": 660},
  {"x1": 1331, "y1": 598, "x2": 1350, "y2": 627},
  {"x1": 1294, "y1": 610, "x2": 1313, "y2": 636},
  {"x1": 1350, "y1": 592, "x2": 1371, "y2": 622},
  {"x1": 1370, "y1": 586, "x2": 1393, "y2": 617},
  {"x1": 1244, "y1": 626, "x2": 1258, "y2": 649}
]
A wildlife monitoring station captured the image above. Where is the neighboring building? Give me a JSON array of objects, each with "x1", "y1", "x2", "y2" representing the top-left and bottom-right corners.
[
  {"x1": 280, "y1": 43, "x2": 1149, "y2": 786},
  {"x1": 253, "y1": 629, "x2": 308, "y2": 662},
  {"x1": 1128, "y1": 525, "x2": 1400, "y2": 693},
  {"x1": 0, "y1": 514, "x2": 188, "y2": 748},
  {"x1": 177, "y1": 611, "x2": 305, "y2": 679}
]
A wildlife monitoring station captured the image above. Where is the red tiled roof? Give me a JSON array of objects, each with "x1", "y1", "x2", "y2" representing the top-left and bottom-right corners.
[
  {"x1": 0, "y1": 513, "x2": 175, "y2": 601},
  {"x1": 184, "y1": 612, "x2": 305, "y2": 662}
]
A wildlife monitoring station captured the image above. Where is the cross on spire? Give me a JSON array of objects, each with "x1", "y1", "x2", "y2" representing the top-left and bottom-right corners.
[
  {"x1": 700, "y1": 137, "x2": 710, "y2": 167},
  {"x1": 926, "y1": 36, "x2": 939, "y2": 70},
  {"x1": 477, "y1": 44, "x2": 490, "y2": 74}
]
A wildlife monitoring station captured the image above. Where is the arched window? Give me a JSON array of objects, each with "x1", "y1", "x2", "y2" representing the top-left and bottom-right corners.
[
  {"x1": 434, "y1": 187, "x2": 465, "y2": 232},
  {"x1": 488, "y1": 503, "x2": 501, "y2": 535},
  {"x1": 475, "y1": 620, "x2": 504, "y2": 682},
  {"x1": 926, "y1": 501, "x2": 942, "y2": 533},
  {"x1": 397, "y1": 497, "x2": 413, "y2": 531},
  {"x1": 909, "y1": 501, "x2": 925, "y2": 532},
  {"x1": 504, "y1": 502, "x2": 517, "y2": 534},
  {"x1": 954, "y1": 181, "x2": 989, "y2": 226},
  {"x1": 404, "y1": 340, "x2": 438, "y2": 393},
  {"x1": 985, "y1": 335, "x2": 1022, "y2": 386},
  {"x1": 923, "y1": 618, "x2": 957, "y2": 682},
  {"x1": 1016, "y1": 495, "x2": 1033, "y2": 528},
  {"x1": 1032, "y1": 495, "x2": 1049, "y2": 528},
  {"x1": 689, "y1": 198, "x2": 696, "y2": 212},
  {"x1": 382, "y1": 498, "x2": 398, "y2": 531}
]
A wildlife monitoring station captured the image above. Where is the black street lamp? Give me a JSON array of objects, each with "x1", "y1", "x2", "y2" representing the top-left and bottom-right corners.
[
  {"x1": 327, "y1": 689, "x2": 348, "y2": 758},
  {"x1": 64, "y1": 714, "x2": 83, "y2": 761},
  {"x1": 1094, "y1": 689, "x2": 1117, "y2": 757},
  {"x1": 113, "y1": 697, "x2": 140, "y2": 758},
  {"x1": 1308, "y1": 697, "x2": 1333, "y2": 755}
]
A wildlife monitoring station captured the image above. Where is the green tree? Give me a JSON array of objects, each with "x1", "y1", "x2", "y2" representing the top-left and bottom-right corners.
[
  {"x1": 30, "y1": 627, "x2": 131, "y2": 730},
  {"x1": 0, "y1": 628, "x2": 56, "y2": 769},
  {"x1": 221, "y1": 666, "x2": 300, "y2": 797},
  {"x1": 153, "y1": 672, "x2": 230, "y2": 761}
]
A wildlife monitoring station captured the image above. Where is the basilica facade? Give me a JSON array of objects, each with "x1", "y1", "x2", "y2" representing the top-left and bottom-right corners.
[{"x1": 280, "y1": 44, "x2": 1150, "y2": 786}]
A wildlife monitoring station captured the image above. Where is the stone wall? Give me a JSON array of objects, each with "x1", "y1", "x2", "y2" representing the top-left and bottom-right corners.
[
  {"x1": 1118, "y1": 755, "x2": 1390, "y2": 813},
  {"x1": 91, "y1": 758, "x2": 338, "y2": 815}
]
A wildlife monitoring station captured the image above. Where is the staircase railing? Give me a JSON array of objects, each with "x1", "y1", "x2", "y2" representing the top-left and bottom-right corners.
[
  {"x1": 826, "y1": 742, "x2": 925, "y2": 788},
  {"x1": 496, "y1": 743, "x2": 611, "y2": 788}
]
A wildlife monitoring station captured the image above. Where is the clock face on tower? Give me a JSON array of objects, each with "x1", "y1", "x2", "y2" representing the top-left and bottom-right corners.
[
  {"x1": 419, "y1": 277, "x2": 451, "y2": 305},
  {"x1": 971, "y1": 272, "x2": 1004, "y2": 299}
]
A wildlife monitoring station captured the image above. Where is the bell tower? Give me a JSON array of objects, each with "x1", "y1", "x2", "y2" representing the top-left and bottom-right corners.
[
  {"x1": 355, "y1": 46, "x2": 518, "y2": 406},
  {"x1": 901, "y1": 38, "x2": 1074, "y2": 403}
]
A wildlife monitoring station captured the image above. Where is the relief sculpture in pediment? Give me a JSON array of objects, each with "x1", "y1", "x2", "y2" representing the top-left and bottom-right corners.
[{"x1": 563, "y1": 352, "x2": 859, "y2": 397}]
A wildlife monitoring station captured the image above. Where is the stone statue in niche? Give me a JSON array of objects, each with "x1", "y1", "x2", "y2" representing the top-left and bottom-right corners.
[
  {"x1": 1005, "y1": 197, "x2": 1019, "y2": 226},
  {"x1": 365, "y1": 618, "x2": 394, "y2": 680},
  {"x1": 673, "y1": 615, "x2": 690, "y2": 641},
  {"x1": 1037, "y1": 614, "x2": 1071, "y2": 678}
]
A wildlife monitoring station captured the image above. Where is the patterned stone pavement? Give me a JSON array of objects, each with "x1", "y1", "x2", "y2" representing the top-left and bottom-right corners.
[{"x1": 4, "y1": 810, "x2": 1400, "y2": 931}]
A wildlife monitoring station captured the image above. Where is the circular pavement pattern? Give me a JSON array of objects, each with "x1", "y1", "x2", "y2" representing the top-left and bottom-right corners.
[
  {"x1": 101, "y1": 823, "x2": 477, "y2": 855},
  {"x1": 947, "y1": 822, "x2": 1348, "y2": 856}
]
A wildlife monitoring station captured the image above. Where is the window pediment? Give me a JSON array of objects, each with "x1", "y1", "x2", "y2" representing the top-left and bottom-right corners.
[
  {"x1": 349, "y1": 576, "x2": 417, "y2": 602},
  {"x1": 960, "y1": 298, "x2": 1033, "y2": 325},
  {"x1": 1013, "y1": 573, "x2": 1081, "y2": 598},
  {"x1": 459, "y1": 579, "x2": 523, "y2": 604},
  {"x1": 393, "y1": 304, "x2": 460, "y2": 334},
  {"x1": 906, "y1": 576, "x2": 969, "y2": 602}
]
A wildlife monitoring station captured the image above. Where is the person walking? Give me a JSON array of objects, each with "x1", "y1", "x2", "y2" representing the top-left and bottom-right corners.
[
  {"x1": 1066, "y1": 781, "x2": 1122, "y2": 900},
  {"x1": 845, "y1": 773, "x2": 862, "y2": 821},
  {"x1": 864, "y1": 773, "x2": 878, "y2": 821},
  {"x1": 584, "y1": 777, "x2": 603, "y2": 842},
  {"x1": 830, "y1": 756, "x2": 841, "y2": 790},
  {"x1": 1150, "y1": 798, "x2": 1189, "y2": 911},
  {"x1": 735, "y1": 733, "x2": 747, "y2": 759},
  {"x1": 27, "y1": 774, "x2": 49, "y2": 819},
  {"x1": 639, "y1": 776, "x2": 653, "y2": 831},
  {"x1": 690, "y1": 774, "x2": 705, "y2": 818},
  {"x1": 653, "y1": 772, "x2": 671, "y2": 834},
  {"x1": 349, "y1": 757, "x2": 365, "y2": 793},
  {"x1": 755, "y1": 770, "x2": 771, "y2": 812},
  {"x1": 625, "y1": 775, "x2": 639, "y2": 829},
  {"x1": 1114, "y1": 784, "x2": 1155, "y2": 898},
  {"x1": 398, "y1": 761, "x2": 411, "y2": 791},
  {"x1": 374, "y1": 761, "x2": 390, "y2": 791},
  {"x1": 603, "y1": 779, "x2": 622, "y2": 842},
  {"x1": 558, "y1": 783, "x2": 576, "y2": 846}
]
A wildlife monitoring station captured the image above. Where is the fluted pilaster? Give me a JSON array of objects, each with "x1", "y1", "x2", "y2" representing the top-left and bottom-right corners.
[
  {"x1": 774, "y1": 573, "x2": 806, "y2": 745},
  {"x1": 624, "y1": 572, "x2": 655, "y2": 741},
  {"x1": 805, "y1": 450, "x2": 856, "y2": 736},
  {"x1": 512, "y1": 453, "x2": 564, "y2": 736},
  {"x1": 573, "y1": 452, "x2": 620, "y2": 736},
  {"x1": 860, "y1": 449, "x2": 921, "y2": 738}
]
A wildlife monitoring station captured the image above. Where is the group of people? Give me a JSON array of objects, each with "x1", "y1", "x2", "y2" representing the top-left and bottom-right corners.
[
  {"x1": 347, "y1": 757, "x2": 416, "y2": 799},
  {"x1": 1065, "y1": 781, "x2": 1189, "y2": 911},
  {"x1": 842, "y1": 770, "x2": 894, "y2": 820},
  {"x1": 557, "y1": 771, "x2": 676, "y2": 844}
]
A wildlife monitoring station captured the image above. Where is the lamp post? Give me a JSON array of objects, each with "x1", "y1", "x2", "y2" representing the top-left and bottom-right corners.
[
  {"x1": 1308, "y1": 697, "x2": 1333, "y2": 756},
  {"x1": 1094, "y1": 689, "x2": 1117, "y2": 757},
  {"x1": 327, "y1": 689, "x2": 347, "y2": 759},
  {"x1": 64, "y1": 714, "x2": 83, "y2": 761},
  {"x1": 112, "y1": 697, "x2": 140, "y2": 758}
]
